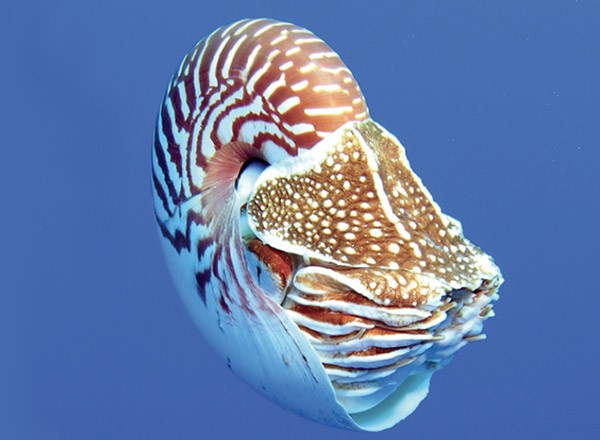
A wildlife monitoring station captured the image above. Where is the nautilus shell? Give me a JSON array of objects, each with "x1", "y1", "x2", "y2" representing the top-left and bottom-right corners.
[{"x1": 152, "y1": 18, "x2": 503, "y2": 431}]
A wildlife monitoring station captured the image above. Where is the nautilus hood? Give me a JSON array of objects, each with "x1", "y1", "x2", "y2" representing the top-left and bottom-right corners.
[{"x1": 152, "y1": 18, "x2": 502, "y2": 431}]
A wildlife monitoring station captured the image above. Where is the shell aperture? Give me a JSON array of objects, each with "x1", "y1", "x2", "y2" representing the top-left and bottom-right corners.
[{"x1": 152, "y1": 18, "x2": 503, "y2": 431}]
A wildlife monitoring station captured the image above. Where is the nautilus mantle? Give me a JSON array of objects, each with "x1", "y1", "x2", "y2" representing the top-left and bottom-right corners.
[{"x1": 152, "y1": 18, "x2": 502, "y2": 431}]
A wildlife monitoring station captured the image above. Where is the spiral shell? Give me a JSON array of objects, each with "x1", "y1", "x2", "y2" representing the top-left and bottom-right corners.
[{"x1": 152, "y1": 18, "x2": 503, "y2": 431}]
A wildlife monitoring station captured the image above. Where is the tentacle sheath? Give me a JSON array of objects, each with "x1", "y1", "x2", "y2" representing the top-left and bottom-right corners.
[{"x1": 152, "y1": 19, "x2": 503, "y2": 431}]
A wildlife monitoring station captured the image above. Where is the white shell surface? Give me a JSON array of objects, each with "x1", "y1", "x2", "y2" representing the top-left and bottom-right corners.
[{"x1": 157, "y1": 193, "x2": 436, "y2": 431}]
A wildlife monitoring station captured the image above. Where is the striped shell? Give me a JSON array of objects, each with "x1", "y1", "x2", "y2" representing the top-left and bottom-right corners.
[{"x1": 152, "y1": 18, "x2": 503, "y2": 431}]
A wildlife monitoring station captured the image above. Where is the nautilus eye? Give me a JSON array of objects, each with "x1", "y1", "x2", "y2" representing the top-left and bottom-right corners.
[{"x1": 152, "y1": 18, "x2": 503, "y2": 431}]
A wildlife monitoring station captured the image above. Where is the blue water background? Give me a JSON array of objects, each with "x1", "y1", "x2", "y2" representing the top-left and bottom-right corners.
[{"x1": 3, "y1": 1, "x2": 599, "y2": 438}]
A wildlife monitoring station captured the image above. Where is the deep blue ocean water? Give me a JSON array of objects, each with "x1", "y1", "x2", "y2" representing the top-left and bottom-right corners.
[{"x1": 3, "y1": 1, "x2": 599, "y2": 438}]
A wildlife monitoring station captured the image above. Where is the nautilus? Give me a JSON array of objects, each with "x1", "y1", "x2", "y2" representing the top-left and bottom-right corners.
[{"x1": 152, "y1": 18, "x2": 503, "y2": 431}]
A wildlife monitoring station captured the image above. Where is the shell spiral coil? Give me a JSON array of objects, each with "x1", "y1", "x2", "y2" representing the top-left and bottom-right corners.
[{"x1": 152, "y1": 18, "x2": 503, "y2": 431}]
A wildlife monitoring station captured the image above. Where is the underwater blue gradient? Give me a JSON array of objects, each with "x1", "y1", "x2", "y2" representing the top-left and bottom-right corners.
[{"x1": 3, "y1": 1, "x2": 599, "y2": 438}]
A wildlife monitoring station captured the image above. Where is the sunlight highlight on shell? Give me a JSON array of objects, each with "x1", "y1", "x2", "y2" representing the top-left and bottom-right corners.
[{"x1": 152, "y1": 18, "x2": 503, "y2": 431}]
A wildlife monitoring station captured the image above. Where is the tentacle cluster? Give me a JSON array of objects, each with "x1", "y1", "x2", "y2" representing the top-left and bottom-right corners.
[{"x1": 247, "y1": 120, "x2": 502, "y2": 412}]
